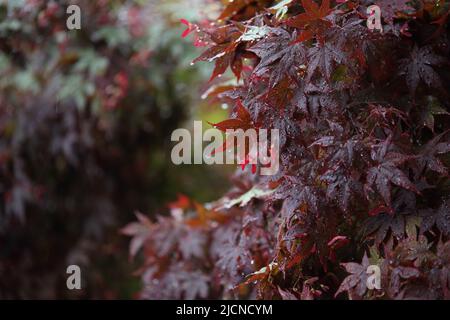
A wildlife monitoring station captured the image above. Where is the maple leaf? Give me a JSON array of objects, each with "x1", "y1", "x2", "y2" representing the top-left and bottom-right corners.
[
  {"x1": 363, "y1": 189, "x2": 418, "y2": 243},
  {"x1": 193, "y1": 25, "x2": 253, "y2": 80},
  {"x1": 321, "y1": 168, "x2": 363, "y2": 212},
  {"x1": 217, "y1": 0, "x2": 270, "y2": 21},
  {"x1": 361, "y1": 104, "x2": 408, "y2": 132},
  {"x1": 180, "y1": 19, "x2": 195, "y2": 38},
  {"x1": 193, "y1": 42, "x2": 234, "y2": 81},
  {"x1": 265, "y1": 76, "x2": 295, "y2": 109},
  {"x1": 216, "y1": 237, "x2": 251, "y2": 277},
  {"x1": 275, "y1": 177, "x2": 320, "y2": 221},
  {"x1": 416, "y1": 131, "x2": 450, "y2": 176},
  {"x1": 388, "y1": 265, "x2": 421, "y2": 297},
  {"x1": 365, "y1": 138, "x2": 419, "y2": 206},
  {"x1": 335, "y1": 253, "x2": 371, "y2": 299},
  {"x1": 208, "y1": 100, "x2": 253, "y2": 132},
  {"x1": 374, "y1": 0, "x2": 415, "y2": 25},
  {"x1": 164, "y1": 267, "x2": 210, "y2": 299},
  {"x1": 313, "y1": 138, "x2": 363, "y2": 212},
  {"x1": 179, "y1": 271, "x2": 210, "y2": 300},
  {"x1": 420, "y1": 200, "x2": 450, "y2": 237},
  {"x1": 286, "y1": 0, "x2": 333, "y2": 44},
  {"x1": 306, "y1": 41, "x2": 347, "y2": 81},
  {"x1": 249, "y1": 28, "x2": 307, "y2": 87},
  {"x1": 398, "y1": 45, "x2": 446, "y2": 94},
  {"x1": 329, "y1": 138, "x2": 360, "y2": 167},
  {"x1": 249, "y1": 28, "x2": 291, "y2": 68},
  {"x1": 184, "y1": 202, "x2": 229, "y2": 228},
  {"x1": 364, "y1": 212, "x2": 408, "y2": 244},
  {"x1": 389, "y1": 234, "x2": 433, "y2": 269},
  {"x1": 151, "y1": 216, "x2": 183, "y2": 257},
  {"x1": 179, "y1": 229, "x2": 207, "y2": 260},
  {"x1": 383, "y1": 236, "x2": 429, "y2": 298},
  {"x1": 207, "y1": 100, "x2": 257, "y2": 165},
  {"x1": 121, "y1": 211, "x2": 153, "y2": 258},
  {"x1": 218, "y1": 0, "x2": 248, "y2": 20}
]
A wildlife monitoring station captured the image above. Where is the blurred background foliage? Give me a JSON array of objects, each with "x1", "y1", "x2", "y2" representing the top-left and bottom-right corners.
[{"x1": 0, "y1": 0, "x2": 230, "y2": 298}]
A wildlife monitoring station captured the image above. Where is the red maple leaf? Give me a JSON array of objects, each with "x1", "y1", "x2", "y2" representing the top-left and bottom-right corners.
[
  {"x1": 180, "y1": 19, "x2": 195, "y2": 38},
  {"x1": 286, "y1": 0, "x2": 333, "y2": 44},
  {"x1": 209, "y1": 100, "x2": 258, "y2": 174}
]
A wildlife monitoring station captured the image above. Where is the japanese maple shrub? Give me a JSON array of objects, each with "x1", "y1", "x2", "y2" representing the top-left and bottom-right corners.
[{"x1": 125, "y1": 0, "x2": 450, "y2": 299}]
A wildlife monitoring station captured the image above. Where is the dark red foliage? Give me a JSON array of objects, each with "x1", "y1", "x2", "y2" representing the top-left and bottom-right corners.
[{"x1": 126, "y1": 0, "x2": 450, "y2": 299}]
